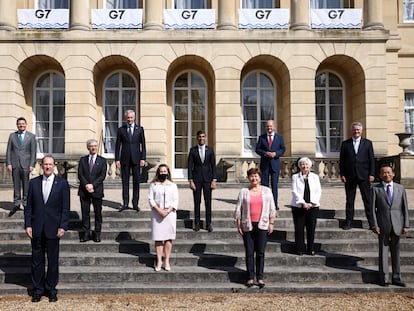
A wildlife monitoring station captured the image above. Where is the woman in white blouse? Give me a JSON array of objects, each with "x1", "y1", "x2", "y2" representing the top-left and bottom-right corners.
[
  {"x1": 148, "y1": 164, "x2": 179, "y2": 271},
  {"x1": 290, "y1": 157, "x2": 321, "y2": 255}
]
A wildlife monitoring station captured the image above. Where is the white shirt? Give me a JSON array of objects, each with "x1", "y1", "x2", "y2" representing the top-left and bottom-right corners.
[
  {"x1": 42, "y1": 174, "x2": 55, "y2": 203},
  {"x1": 353, "y1": 137, "x2": 361, "y2": 154}
]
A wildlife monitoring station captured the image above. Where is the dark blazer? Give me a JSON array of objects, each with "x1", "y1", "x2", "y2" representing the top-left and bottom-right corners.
[
  {"x1": 6, "y1": 130, "x2": 36, "y2": 169},
  {"x1": 339, "y1": 137, "x2": 375, "y2": 181},
  {"x1": 24, "y1": 175, "x2": 70, "y2": 239},
  {"x1": 115, "y1": 124, "x2": 146, "y2": 165},
  {"x1": 255, "y1": 133, "x2": 286, "y2": 172},
  {"x1": 188, "y1": 145, "x2": 217, "y2": 183},
  {"x1": 78, "y1": 155, "x2": 107, "y2": 199},
  {"x1": 370, "y1": 182, "x2": 409, "y2": 235}
]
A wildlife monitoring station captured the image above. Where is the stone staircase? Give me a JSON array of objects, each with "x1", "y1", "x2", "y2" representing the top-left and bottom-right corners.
[{"x1": 0, "y1": 208, "x2": 413, "y2": 294}]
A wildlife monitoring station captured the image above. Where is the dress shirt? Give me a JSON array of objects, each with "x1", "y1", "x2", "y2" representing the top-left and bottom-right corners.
[
  {"x1": 353, "y1": 137, "x2": 361, "y2": 154},
  {"x1": 383, "y1": 181, "x2": 393, "y2": 204},
  {"x1": 42, "y1": 174, "x2": 55, "y2": 203},
  {"x1": 198, "y1": 145, "x2": 205, "y2": 163}
]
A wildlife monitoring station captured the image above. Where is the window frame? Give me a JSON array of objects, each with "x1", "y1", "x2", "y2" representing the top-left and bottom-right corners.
[
  {"x1": 36, "y1": 0, "x2": 69, "y2": 9},
  {"x1": 403, "y1": 0, "x2": 414, "y2": 22},
  {"x1": 315, "y1": 70, "x2": 346, "y2": 157},
  {"x1": 404, "y1": 91, "x2": 414, "y2": 152},
  {"x1": 173, "y1": 0, "x2": 209, "y2": 9},
  {"x1": 102, "y1": 70, "x2": 139, "y2": 157},
  {"x1": 240, "y1": 0, "x2": 278, "y2": 9},
  {"x1": 33, "y1": 71, "x2": 66, "y2": 157},
  {"x1": 104, "y1": 0, "x2": 142, "y2": 9},
  {"x1": 241, "y1": 70, "x2": 276, "y2": 157}
]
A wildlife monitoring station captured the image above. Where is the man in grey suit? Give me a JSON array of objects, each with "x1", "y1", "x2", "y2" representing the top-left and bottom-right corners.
[
  {"x1": 6, "y1": 117, "x2": 37, "y2": 216},
  {"x1": 370, "y1": 165, "x2": 409, "y2": 287}
]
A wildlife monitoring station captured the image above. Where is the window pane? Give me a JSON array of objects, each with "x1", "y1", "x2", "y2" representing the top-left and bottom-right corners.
[
  {"x1": 38, "y1": 0, "x2": 69, "y2": 9},
  {"x1": 404, "y1": 92, "x2": 414, "y2": 151},
  {"x1": 404, "y1": 0, "x2": 414, "y2": 21},
  {"x1": 175, "y1": 74, "x2": 188, "y2": 87},
  {"x1": 315, "y1": 73, "x2": 326, "y2": 87},
  {"x1": 105, "y1": 74, "x2": 119, "y2": 88},
  {"x1": 106, "y1": 0, "x2": 139, "y2": 9},
  {"x1": 122, "y1": 73, "x2": 136, "y2": 87},
  {"x1": 243, "y1": 90, "x2": 257, "y2": 106},
  {"x1": 241, "y1": 0, "x2": 275, "y2": 8},
  {"x1": 175, "y1": 0, "x2": 206, "y2": 9},
  {"x1": 122, "y1": 90, "x2": 136, "y2": 107},
  {"x1": 310, "y1": 0, "x2": 343, "y2": 9},
  {"x1": 243, "y1": 106, "x2": 257, "y2": 121},
  {"x1": 53, "y1": 138, "x2": 64, "y2": 153},
  {"x1": 243, "y1": 74, "x2": 257, "y2": 88},
  {"x1": 260, "y1": 73, "x2": 273, "y2": 88},
  {"x1": 329, "y1": 74, "x2": 342, "y2": 87},
  {"x1": 36, "y1": 75, "x2": 50, "y2": 88}
]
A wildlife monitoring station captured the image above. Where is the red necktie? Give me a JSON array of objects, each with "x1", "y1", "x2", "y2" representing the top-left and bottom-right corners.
[{"x1": 268, "y1": 135, "x2": 273, "y2": 148}]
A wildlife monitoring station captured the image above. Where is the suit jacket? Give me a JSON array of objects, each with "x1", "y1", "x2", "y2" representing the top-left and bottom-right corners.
[
  {"x1": 234, "y1": 186, "x2": 276, "y2": 232},
  {"x1": 188, "y1": 145, "x2": 217, "y2": 183},
  {"x1": 24, "y1": 175, "x2": 70, "y2": 239},
  {"x1": 78, "y1": 155, "x2": 107, "y2": 199},
  {"x1": 339, "y1": 137, "x2": 375, "y2": 181},
  {"x1": 115, "y1": 124, "x2": 146, "y2": 166},
  {"x1": 370, "y1": 182, "x2": 409, "y2": 235},
  {"x1": 6, "y1": 130, "x2": 36, "y2": 169},
  {"x1": 290, "y1": 172, "x2": 322, "y2": 208},
  {"x1": 255, "y1": 133, "x2": 286, "y2": 173}
]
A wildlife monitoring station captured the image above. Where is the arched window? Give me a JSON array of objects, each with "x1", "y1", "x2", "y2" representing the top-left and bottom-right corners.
[
  {"x1": 34, "y1": 72, "x2": 65, "y2": 156},
  {"x1": 173, "y1": 71, "x2": 207, "y2": 177},
  {"x1": 242, "y1": 71, "x2": 275, "y2": 154},
  {"x1": 315, "y1": 71, "x2": 344, "y2": 156},
  {"x1": 103, "y1": 72, "x2": 138, "y2": 155}
]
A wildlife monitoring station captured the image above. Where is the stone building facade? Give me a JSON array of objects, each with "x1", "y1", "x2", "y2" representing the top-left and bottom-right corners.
[{"x1": 0, "y1": 0, "x2": 413, "y2": 184}]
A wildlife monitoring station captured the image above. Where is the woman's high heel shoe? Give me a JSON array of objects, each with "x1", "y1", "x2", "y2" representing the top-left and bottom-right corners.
[
  {"x1": 246, "y1": 280, "x2": 254, "y2": 288},
  {"x1": 258, "y1": 280, "x2": 265, "y2": 289}
]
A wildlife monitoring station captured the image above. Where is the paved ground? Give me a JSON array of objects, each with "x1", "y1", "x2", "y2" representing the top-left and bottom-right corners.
[{"x1": 1, "y1": 183, "x2": 414, "y2": 214}]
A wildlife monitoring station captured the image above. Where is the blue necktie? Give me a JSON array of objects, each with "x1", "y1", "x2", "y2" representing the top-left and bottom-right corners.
[
  {"x1": 18, "y1": 133, "x2": 23, "y2": 145},
  {"x1": 386, "y1": 184, "x2": 393, "y2": 205}
]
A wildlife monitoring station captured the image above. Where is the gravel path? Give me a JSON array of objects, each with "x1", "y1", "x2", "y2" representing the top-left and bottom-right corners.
[{"x1": 1, "y1": 293, "x2": 414, "y2": 310}]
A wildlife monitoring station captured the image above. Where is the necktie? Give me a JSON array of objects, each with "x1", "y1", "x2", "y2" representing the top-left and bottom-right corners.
[
  {"x1": 268, "y1": 135, "x2": 273, "y2": 148},
  {"x1": 386, "y1": 184, "x2": 393, "y2": 205},
  {"x1": 89, "y1": 156, "x2": 94, "y2": 173},
  {"x1": 18, "y1": 133, "x2": 23, "y2": 145},
  {"x1": 199, "y1": 146, "x2": 205, "y2": 163},
  {"x1": 128, "y1": 125, "x2": 133, "y2": 140},
  {"x1": 43, "y1": 178, "x2": 50, "y2": 203}
]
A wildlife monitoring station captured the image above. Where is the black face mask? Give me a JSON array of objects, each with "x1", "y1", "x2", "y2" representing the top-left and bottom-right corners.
[{"x1": 159, "y1": 174, "x2": 169, "y2": 181}]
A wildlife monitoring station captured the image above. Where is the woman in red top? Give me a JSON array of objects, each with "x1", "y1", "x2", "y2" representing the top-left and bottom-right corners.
[{"x1": 234, "y1": 167, "x2": 276, "y2": 288}]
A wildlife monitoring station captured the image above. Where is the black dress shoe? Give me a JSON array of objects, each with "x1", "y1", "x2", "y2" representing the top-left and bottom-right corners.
[
  {"x1": 93, "y1": 233, "x2": 101, "y2": 243},
  {"x1": 379, "y1": 281, "x2": 389, "y2": 287},
  {"x1": 258, "y1": 281, "x2": 265, "y2": 289},
  {"x1": 49, "y1": 294, "x2": 58, "y2": 302},
  {"x1": 133, "y1": 206, "x2": 140, "y2": 212},
  {"x1": 392, "y1": 279, "x2": 406, "y2": 287},
  {"x1": 119, "y1": 205, "x2": 128, "y2": 212},
  {"x1": 307, "y1": 250, "x2": 315, "y2": 256},
  {"x1": 206, "y1": 224, "x2": 213, "y2": 232},
  {"x1": 8, "y1": 206, "x2": 19, "y2": 217},
  {"x1": 342, "y1": 221, "x2": 352, "y2": 230},
  {"x1": 194, "y1": 224, "x2": 200, "y2": 232},
  {"x1": 31, "y1": 295, "x2": 41, "y2": 303},
  {"x1": 80, "y1": 235, "x2": 90, "y2": 242}
]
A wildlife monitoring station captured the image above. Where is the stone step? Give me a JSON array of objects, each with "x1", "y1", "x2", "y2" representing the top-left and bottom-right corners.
[
  {"x1": 2, "y1": 251, "x2": 414, "y2": 268},
  {"x1": 0, "y1": 281, "x2": 412, "y2": 295},
  {"x1": 1, "y1": 238, "x2": 414, "y2": 254},
  {"x1": 3, "y1": 265, "x2": 414, "y2": 285}
]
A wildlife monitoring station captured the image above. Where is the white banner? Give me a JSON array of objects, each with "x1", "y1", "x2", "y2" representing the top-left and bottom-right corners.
[
  {"x1": 18, "y1": 9, "x2": 69, "y2": 29},
  {"x1": 238, "y1": 9, "x2": 289, "y2": 29},
  {"x1": 311, "y1": 9, "x2": 362, "y2": 29},
  {"x1": 164, "y1": 9, "x2": 215, "y2": 29},
  {"x1": 92, "y1": 9, "x2": 142, "y2": 29}
]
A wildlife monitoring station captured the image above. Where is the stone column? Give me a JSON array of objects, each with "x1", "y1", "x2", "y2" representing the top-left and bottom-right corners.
[
  {"x1": 217, "y1": 0, "x2": 237, "y2": 30},
  {"x1": 70, "y1": 0, "x2": 90, "y2": 30},
  {"x1": 0, "y1": 0, "x2": 17, "y2": 30},
  {"x1": 290, "y1": 0, "x2": 309, "y2": 30},
  {"x1": 144, "y1": 0, "x2": 164, "y2": 30},
  {"x1": 363, "y1": 0, "x2": 384, "y2": 29}
]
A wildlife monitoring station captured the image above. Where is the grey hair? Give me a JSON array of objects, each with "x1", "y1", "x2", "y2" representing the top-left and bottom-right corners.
[
  {"x1": 298, "y1": 157, "x2": 313, "y2": 168},
  {"x1": 351, "y1": 121, "x2": 363, "y2": 129},
  {"x1": 86, "y1": 138, "x2": 98, "y2": 147},
  {"x1": 124, "y1": 110, "x2": 135, "y2": 117}
]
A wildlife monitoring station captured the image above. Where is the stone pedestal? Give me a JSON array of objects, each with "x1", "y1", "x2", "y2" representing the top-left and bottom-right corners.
[{"x1": 380, "y1": 154, "x2": 414, "y2": 188}]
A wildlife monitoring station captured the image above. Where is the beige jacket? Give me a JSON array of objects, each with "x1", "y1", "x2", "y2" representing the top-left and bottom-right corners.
[{"x1": 234, "y1": 186, "x2": 276, "y2": 232}]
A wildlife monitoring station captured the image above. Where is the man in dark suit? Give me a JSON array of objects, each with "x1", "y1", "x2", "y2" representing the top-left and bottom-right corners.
[
  {"x1": 78, "y1": 139, "x2": 107, "y2": 243},
  {"x1": 188, "y1": 130, "x2": 217, "y2": 232},
  {"x1": 6, "y1": 117, "x2": 36, "y2": 216},
  {"x1": 339, "y1": 121, "x2": 375, "y2": 230},
  {"x1": 370, "y1": 165, "x2": 409, "y2": 287},
  {"x1": 115, "y1": 110, "x2": 146, "y2": 211},
  {"x1": 255, "y1": 120, "x2": 286, "y2": 209},
  {"x1": 24, "y1": 155, "x2": 70, "y2": 303}
]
